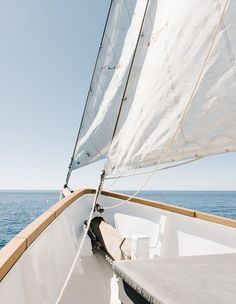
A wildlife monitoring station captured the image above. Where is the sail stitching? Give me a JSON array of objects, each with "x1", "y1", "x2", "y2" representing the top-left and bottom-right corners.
[
  {"x1": 214, "y1": 0, "x2": 236, "y2": 78},
  {"x1": 156, "y1": 0, "x2": 230, "y2": 167},
  {"x1": 123, "y1": 0, "x2": 132, "y2": 22}
]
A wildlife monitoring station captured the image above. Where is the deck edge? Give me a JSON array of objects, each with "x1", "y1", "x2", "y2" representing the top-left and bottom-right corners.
[
  {"x1": 0, "y1": 188, "x2": 95, "y2": 282},
  {"x1": 1, "y1": 188, "x2": 236, "y2": 282}
]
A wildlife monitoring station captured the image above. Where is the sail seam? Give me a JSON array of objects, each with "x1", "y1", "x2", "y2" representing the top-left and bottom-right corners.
[
  {"x1": 214, "y1": 0, "x2": 236, "y2": 78},
  {"x1": 154, "y1": 0, "x2": 230, "y2": 168}
]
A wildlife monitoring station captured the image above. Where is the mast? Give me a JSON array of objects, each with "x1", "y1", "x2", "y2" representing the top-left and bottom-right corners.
[
  {"x1": 111, "y1": 0, "x2": 150, "y2": 142},
  {"x1": 94, "y1": 0, "x2": 150, "y2": 209},
  {"x1": 63, "y1": 0, "x2": 114, "y2": 189}
]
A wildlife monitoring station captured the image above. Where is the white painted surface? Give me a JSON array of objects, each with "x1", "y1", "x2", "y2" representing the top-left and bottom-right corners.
[
  {"x1": 0, "y1": 194, "x2": 94, "y2": 304},
  {"x1": 130, "y1": 235, "x2": 150, "y2": 259},
  {"x1": 1, "y1": 193, "x2": 236, "y2": 303}
]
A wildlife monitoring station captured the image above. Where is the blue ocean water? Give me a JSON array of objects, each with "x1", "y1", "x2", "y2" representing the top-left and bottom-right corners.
[
  {"x1": 0, "y1": 190, "x2": 236, "y2": 249},
  {"x1": 0, "y1": 191, "x2": 59, "y2": 248}
]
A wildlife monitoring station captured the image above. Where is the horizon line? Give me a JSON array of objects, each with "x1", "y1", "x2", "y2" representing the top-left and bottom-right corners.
[{"x1": 0, "y1": 189, "x2": 236, "y2": 192}]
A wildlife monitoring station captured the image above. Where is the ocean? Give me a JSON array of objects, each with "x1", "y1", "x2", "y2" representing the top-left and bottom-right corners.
[{"x1": 0, "y1": 190, "x2": 236, "y2": 249}]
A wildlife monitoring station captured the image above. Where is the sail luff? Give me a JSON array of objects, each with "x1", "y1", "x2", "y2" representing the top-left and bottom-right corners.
[
  {"x1": 110, "y1": 0, "x2": 150, "y2": 142},
  {"x1": 64, "y1": 0, "x2": 114, "y2": 186},
  {"x1": 70, "y1": 0, "x2": 149, "y2": 173}
]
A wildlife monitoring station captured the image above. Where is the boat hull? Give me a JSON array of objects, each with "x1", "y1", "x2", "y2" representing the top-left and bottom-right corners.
[{"x1": 1, "y1": 189, "x2": 236, "y2": 303}]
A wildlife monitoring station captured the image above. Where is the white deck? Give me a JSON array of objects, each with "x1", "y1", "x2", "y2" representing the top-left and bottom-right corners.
[{"x1": 60, "y1": 253, "x2": 120, "y2": 304}]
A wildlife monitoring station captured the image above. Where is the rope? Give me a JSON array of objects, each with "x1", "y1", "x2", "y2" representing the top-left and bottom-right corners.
[
  {"x1": 110, "y1": 0, "x2": 150, "y2": 142},
  {"x1": 56, "y1": 191, "x2": 98, "y2": 303},
  {"x1": 103, "y1": 157, "x2": 202, "y2": 210},
  {"x1": 103, "y1": 165, "x2": 158, "y2": 210},
  {"x1": 55, "y1": 4, "x2": 230, "y2": 302},
  {"x1": 104, "y1": 172, "x2": 124, "y2": 190},
  {"x1": 163, "y1": 0, "x2": 229, "y2": 154},
  {"x1": 104, "y1": 157, "x2": 201, "y2": 181},
  {"x1": 103, "y1": 157, "x2": 200, "y2": 210}
]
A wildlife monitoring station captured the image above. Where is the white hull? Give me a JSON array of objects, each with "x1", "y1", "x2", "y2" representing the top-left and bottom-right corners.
[{"x1": 1, "y1": 189, "x2": 236, "y2": 303}]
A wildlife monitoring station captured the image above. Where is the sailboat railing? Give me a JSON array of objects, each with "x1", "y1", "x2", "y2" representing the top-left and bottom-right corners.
[{"x1": 1, "y1": 189, "x2": 236, "y2": 283}]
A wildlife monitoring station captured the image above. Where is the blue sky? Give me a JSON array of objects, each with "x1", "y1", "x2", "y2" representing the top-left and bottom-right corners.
[{"x1": 0, "y1": 0, "x2": 235, "y2": 191}]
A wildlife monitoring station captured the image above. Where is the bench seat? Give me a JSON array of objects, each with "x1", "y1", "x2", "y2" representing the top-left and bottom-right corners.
[{"x1": 113, "y1": 253, "x2": 236, "y2": 304}]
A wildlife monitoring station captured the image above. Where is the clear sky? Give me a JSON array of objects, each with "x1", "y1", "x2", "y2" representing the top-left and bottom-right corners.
[{"x1": 0, "y1": 0, "x2": 235, "y2": 191}]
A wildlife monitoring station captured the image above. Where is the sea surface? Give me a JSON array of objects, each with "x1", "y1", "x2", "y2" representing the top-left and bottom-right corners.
[{"x1": 0, "y1": 190, "x2": 236, "y2": 249}]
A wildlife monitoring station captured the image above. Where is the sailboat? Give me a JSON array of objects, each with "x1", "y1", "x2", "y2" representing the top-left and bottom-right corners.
[{"x1": 1, "y1": 0, "x2": 236, "y2": 303}]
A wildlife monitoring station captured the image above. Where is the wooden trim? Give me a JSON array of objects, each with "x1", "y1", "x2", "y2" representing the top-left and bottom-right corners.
[
  {"x1": 0, "y1": 238, "x2": 26, "y2": 281},
  {"x1": 17, "y1": 211, "x2": 56, "y2": 247},
  {"x1": 49, "y1": 188, "x2": 95, "y2": 216},
  {"x1": 0, "y1": 188, "x2": 94, "y2": 282},
  {"x1": 101, "y1": 190, "x2": 195, "y2": 217},
  {"x1": 195, "y1": 211, "x2": 236, "y2": 228},
  {"x1": 1, "y1": 188, "x2": 236, "y2": 282},
  {"x1": 102, "y1": 191, "x2": 236, "y2": 228}
]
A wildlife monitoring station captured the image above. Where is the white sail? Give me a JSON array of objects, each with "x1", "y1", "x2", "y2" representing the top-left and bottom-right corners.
[
  {"x1": 106, "y1": 0, "x2": 236, "y2": 176},
  {"x1": 72, "y1": 0, "x2": 148, "y2": 170}
]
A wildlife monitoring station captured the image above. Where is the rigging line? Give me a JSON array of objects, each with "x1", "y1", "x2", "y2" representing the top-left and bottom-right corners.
[
  {"x1": 85, "y1": 0, "x2": 150, "y2": 191},
  {"x1": 103, "y1": 172, "x2": 124, "y2": 190},
  {"x1": 100, "y1": 0, "x2": 150, "y2": 203},
  {"x1": 103, "y1": 1, "x2": 154, "y2": 183},
  {"x1": 56, "y1": 171, "x2": 105, "y2": 304},
  {"x1": 104, "y1": 157, "x2": 201, "y2": 181},
  {"x1": 103, "y1": 163, "x2": 157, "y2": 210},
  {"x1": 63, "y1": 0, "x2": 114, "y2": 187},
  {"x1": 56, "y1": 4, "x2": 152, "y2": 284},
  {"x1": 102, "y1": 157, "x2": 201, "y2": 210},
  {"x1": 64, "y1": 0, "x2": 151, "y2": 214},
  {"x1": 109, "y1": 0, "x2": 150, "y2": 143},
  {"x1": 101, "y1": 0, "x2": 150, "y2": 192}
]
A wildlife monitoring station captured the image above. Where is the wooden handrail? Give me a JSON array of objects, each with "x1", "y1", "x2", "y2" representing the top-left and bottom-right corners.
[
  {"x1": 102, "y1": 190, "x2": 236, "y2": 228},
  {"x1": 0, "y1": 189, "x2": 95, "y2": 281}
]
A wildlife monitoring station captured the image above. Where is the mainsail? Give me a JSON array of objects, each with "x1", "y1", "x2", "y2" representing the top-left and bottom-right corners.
[
  {"x1": 70, "y1": 0, "x2": 148, "y2": 171},
  {"x1": 68, "y1": 0, "x2": 236, "y2": 181},
  {"x1": 105, "y1": 0, "x2": 236, "y2": 176}
]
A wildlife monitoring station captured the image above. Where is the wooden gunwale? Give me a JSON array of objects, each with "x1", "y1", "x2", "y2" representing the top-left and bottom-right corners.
[
  {"x1": 0, "y1": 188, "x2": 95, "y2": 282},
  {"x1": 1, "y1": 188, "x2": 236, "y2": 282}
]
